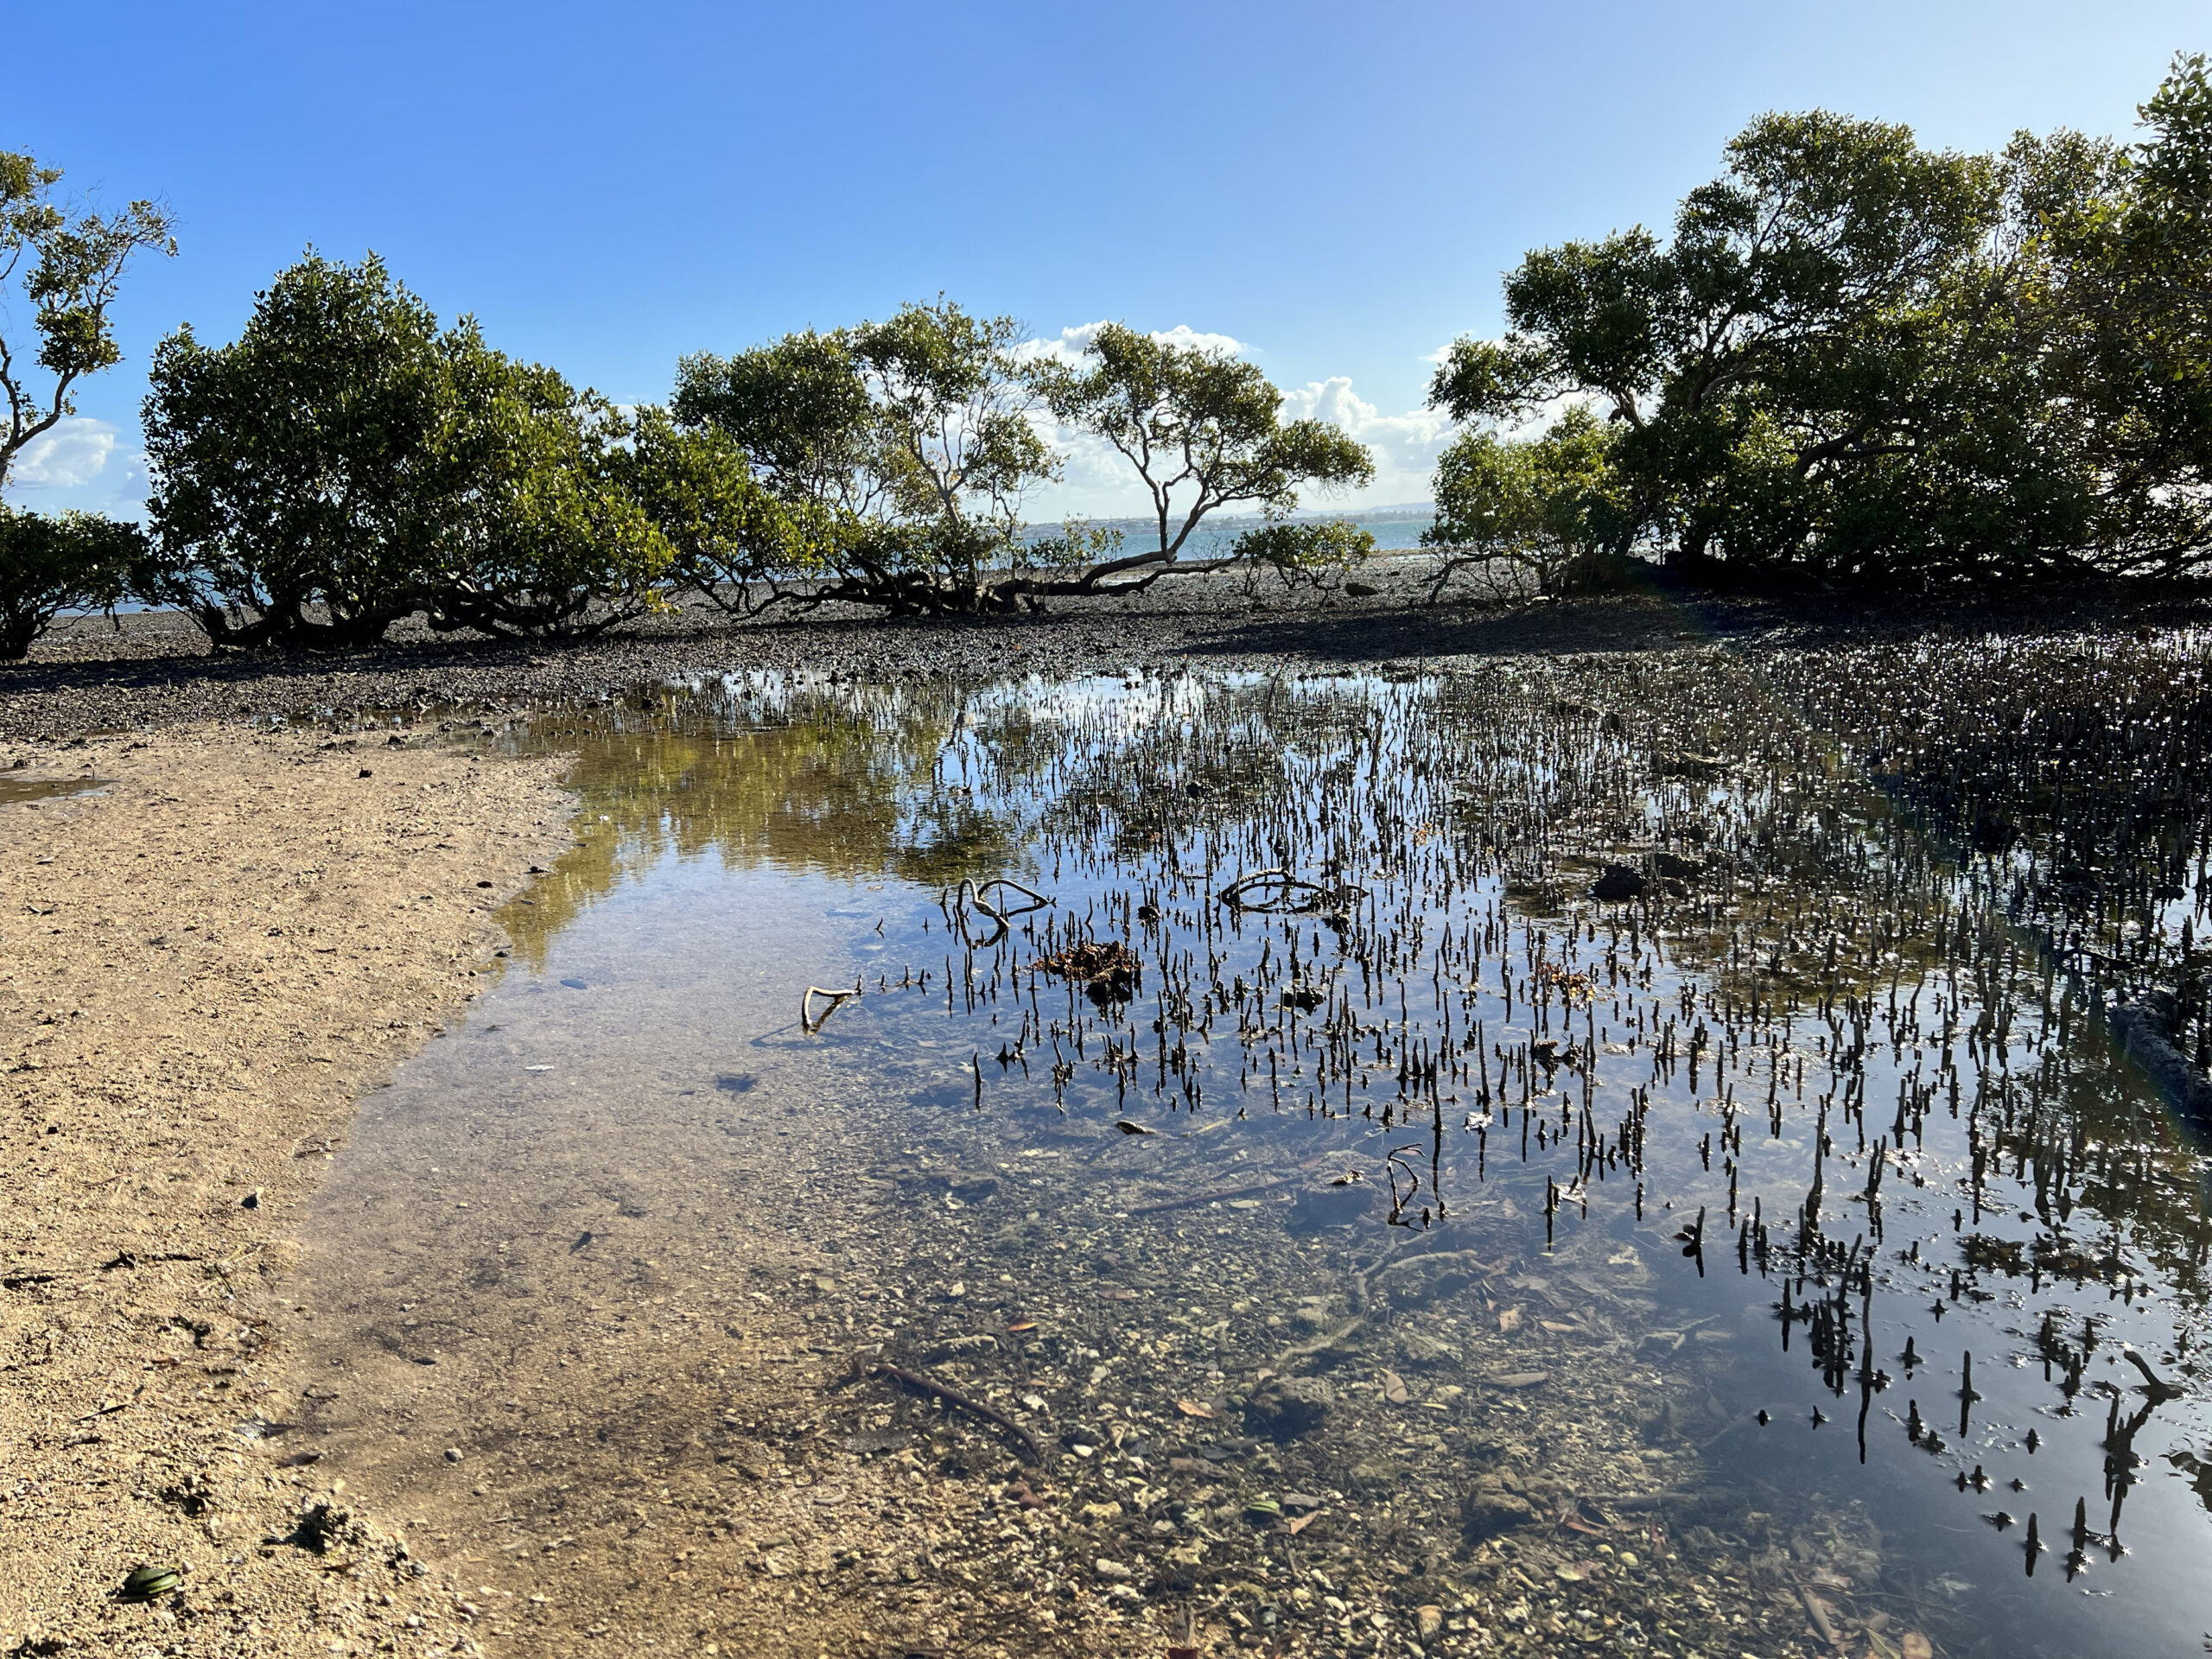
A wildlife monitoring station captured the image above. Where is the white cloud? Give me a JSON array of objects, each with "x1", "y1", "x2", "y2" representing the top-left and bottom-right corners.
[
  {"x1": 1279, "y1": 376, "x2": 1455, "y2": 498},
  {"x1": 6, "y1": 417, "x2": 120, "y2": 487},
  {"x1": 1016, "y1": 321, "x2": 1458, "y2": 516},
  {"x1": 1025, "y1": 372, "x2": 1457, "y2": 519},
  {"x1": 1017, "y1": 320, "x2": 1247, "y2": 370}
]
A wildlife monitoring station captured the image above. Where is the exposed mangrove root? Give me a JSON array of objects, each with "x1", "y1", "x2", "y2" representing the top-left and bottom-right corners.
[
  {"x1": 949, "y1": 877, "x2": 1052, "y2": 947},
  {"x1": 968, "y1": 877, "x2": 1050, "y2": 916}
]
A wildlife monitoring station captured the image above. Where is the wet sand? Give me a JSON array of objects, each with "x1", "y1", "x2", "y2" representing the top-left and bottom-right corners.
[{"x1": 0, "y1": 725, "x2": 572, "y2": 1656}]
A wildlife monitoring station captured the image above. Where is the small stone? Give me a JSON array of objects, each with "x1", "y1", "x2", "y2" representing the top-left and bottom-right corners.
[
  {"x1": 1487, "y1": 1370, "x2": 1549, "y2": 1390},
  {"x1": 1093, "y1": 1558, "x2": 1131, "y2": 1580},
  {"x1": 1416, "y1": 1605, "x2": 1443, "y2": 1638},
  {"x1": 442, "y1": 1448, "x2": 464, "y2": 1463}
]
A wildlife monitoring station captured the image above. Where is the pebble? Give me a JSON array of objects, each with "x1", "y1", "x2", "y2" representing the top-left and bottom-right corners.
[{"x1": 1093, "y1": 1558, "x2": 1131, "y2": 1580}]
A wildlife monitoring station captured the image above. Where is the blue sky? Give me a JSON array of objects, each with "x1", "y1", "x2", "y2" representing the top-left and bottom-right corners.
[{"x1": 4, "y1": 1, "x2": 2202, "y2": 520}]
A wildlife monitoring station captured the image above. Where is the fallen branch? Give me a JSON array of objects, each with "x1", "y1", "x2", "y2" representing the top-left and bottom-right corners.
[
  {"x1": 1272, "y1": 1314, "x2": 1366, "y2": 1369},
  {"x1": 852, "y1": 1357, "x2": 1043, "y2": 1464},
  {"x1": 969, "y1": 878, "x2": 1049, "y2": 916},
  {"x1": 1368, "y1": 1248, "x2": 1504, "y2": 1287},
  {"x1": 1796, "y1": 1582, "x2": 1844, "y2": 1649}
]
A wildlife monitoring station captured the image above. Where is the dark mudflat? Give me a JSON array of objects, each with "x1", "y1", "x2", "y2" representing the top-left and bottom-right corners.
[{"x1": 5, "y1": 566, "x2": 2207, "y2": 739}]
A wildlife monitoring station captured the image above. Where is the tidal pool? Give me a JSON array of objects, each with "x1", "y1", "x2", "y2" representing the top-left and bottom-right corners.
[
  {"x1": 0, "y1": 772, "x2": 109, "y2": 804},
  {"x1": 289, "y1": 658, "x2": 2212, "y2": 1659}
]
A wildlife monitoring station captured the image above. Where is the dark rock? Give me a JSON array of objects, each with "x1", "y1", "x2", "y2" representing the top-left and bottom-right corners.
[
  {"x1": 1289, "y1": 1181, "x2": 1374, "y2": 1230},
  {"x1": 1969, "y1": 814, "x2": 2018, "y2": 854},
  {"x1": 1590, "y1": 865, "x2": 1646, "y2": 902},
  {"x1": 2112, "y1": 990, "x2": 2212, "y2": 1122},
  {"x1": 1459, "y1": 1479, "x2": 1536, "y2": 1539},
  {"x1": 1246, "y1": 1376, "x2": 1335, "y2": 1440}
]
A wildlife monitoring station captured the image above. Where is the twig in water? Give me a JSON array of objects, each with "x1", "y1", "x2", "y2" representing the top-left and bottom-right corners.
[
  {"x1": 1217, "y1": 869, "x2": 1330, "y2": 912},
  {"x1": 851, "y1": 1356, "x2": 1044, "y2": 1464},
  {"x1": 801, "y1": 979, "x2": 861, "y2": 1033}
]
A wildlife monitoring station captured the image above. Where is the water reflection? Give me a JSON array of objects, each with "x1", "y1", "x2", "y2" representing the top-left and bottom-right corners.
[
  {"x1": 0, "y1": 772, "x2": 108, "y2": 804},
  {"x1": 292, "y1": 662, "x2": 2212, "y2": 1659},
  {"x1": 498, "y1": 683, "x2": 1030, "y2": 968}
]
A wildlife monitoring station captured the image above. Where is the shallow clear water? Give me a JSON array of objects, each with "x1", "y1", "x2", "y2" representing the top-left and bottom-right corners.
[{"x1": 292, "y1": 666, "x2": 2212, "y2": 1658}]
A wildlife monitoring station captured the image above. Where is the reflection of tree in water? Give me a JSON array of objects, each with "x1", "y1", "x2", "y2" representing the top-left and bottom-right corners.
[{"x1": 498, "y1": 683, "x2": 1032, "y2": 969}]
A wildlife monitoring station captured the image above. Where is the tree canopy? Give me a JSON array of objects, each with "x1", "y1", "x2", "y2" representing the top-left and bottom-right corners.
[
  {"x1": 1033, "y1": 322, "x2": 1375, "y2": 591},
  {"x1": 1423, "y1": 406, "x2": 1630, "y2": 598},
  {"x1": 671, "y1": 300, "x2": 1061, "y2": 613},
  {"x1": 141, "y1": 251, "x2": 671, "y2": 645},
  {"x1": 1428, "y1": 54, "x2": 2212, "y2": 588},
  {"x1": 0, "y1": 149, "x2": 175, "y2": 487},
  {"x1": 0, "y1": 505, "x2": 143, "y2": 659}
]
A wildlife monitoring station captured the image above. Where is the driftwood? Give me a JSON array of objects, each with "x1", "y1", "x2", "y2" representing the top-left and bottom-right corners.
[
  {"x1": 949, "y1": 877, "x2": 1052, "y2": 946},
  {"x1": 1217, "y1": 869, "x2": 1328, "y2": 912},
  {"x1": 801, "y1": 981, "x2": 861, "y2": 1033},
  {"x1": 852, "y1": 1357, "x2": 1043, "y2": 1463},
  {"x1": 1217, "y1": 869, "x2": 1368, "y2": 914}
]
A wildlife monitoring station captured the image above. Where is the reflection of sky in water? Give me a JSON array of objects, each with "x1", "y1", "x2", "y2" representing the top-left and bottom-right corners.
[{"x1": 321, "y1": 666, "x2": 2210, "y2": 1656}]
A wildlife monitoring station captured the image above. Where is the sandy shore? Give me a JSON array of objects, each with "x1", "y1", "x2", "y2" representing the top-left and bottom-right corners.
[{"x1": 0, "y1": 724, "x2": 573, "y2": 1656}]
